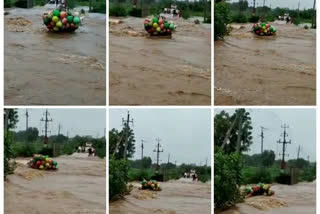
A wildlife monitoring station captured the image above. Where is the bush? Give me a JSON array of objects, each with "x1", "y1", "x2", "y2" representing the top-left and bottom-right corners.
[
  {"x1": 300, "y1": 165, "x2": 316, "y2": 182},
  {"x1": 293, "y1": 18, "x2": 301, "y2": 25},
  {"x1": 109, "y1": 156, "x2": 129, "y2": 200},
  {"x1": 214, "y1": 1, "x2": 231, "y2": 40},
  {"x1": 304, "y1": 25, "x2": 309, "y2": 29},
  {"x1": 249, "y1": 15, "x2": 260, "y2": 23},
  {"x1": 214, "y1": 150, "x2": 243, "y2": 209},
  {"x1": 200, "y1": 174, "x2": 210, "y2": 183},
  {"x1": 14, "y1": 0, "x2": 28, "y2": 8},
  {"x1": 91, "y1": 1, "x2": 106, "y2": 14},
  {"x1": 265, "y1": 15, "x2": 275, "y2": 22},
  {"x1": 181, "y1": 10, "x2": 191, "y2": 20},
  {"x1": 4, "y1": 132, "x2": 15, "y2": 176},
  {"x1": 4, "y1": 0, "x2": 11, "y2": 8},
  {"x1": 231, "y1": 13, "x2": 248, "y2": 23},
  {"x1": 128, "y1": 168, "x2": 153, "y2": 181},
  {"x1": 129, "y1": 8, "x2": 142, "y2": 17},
  {"x1": 109, "y1": 5, "x2": 128, "y2": 17},
  {"x1": 11, "y1": 142, "x2": 42, "y2": 157},
  {"x1": 242, "y1": 167, "x2": 273, "y2": 184}
]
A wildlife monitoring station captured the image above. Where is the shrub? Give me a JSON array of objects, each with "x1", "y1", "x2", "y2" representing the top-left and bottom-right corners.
[
  {"x1": 4, "y1": 0, "x2": 11, "y2": 8},
  {"x1": 129, "y1": 8, "x2": 142, "y2": 17},
  {"x1": 231, "y1": 13, "x2": 248, "y2": 23},
  {"x1": 214, "y1": 150, "x2": 243, "y2": 209},
  {"x1": 181, "y1": 10, "x2": 191, "y2": 20},
  {"x1": 304, "y1": 25, "x2": 309, "y2": 29},
  {"x1": 265, "y1": 15, "x2": 275, "y2": 22},
  {"x1": 14, "y1": 0, "x2": 28, "y2": 8},
  {"x1": 242, "y1": 167, "x2": 273, "y2": 184},
  {"x1": 293, "y1": 18, "x2": 301, "y2": 25},
  {"x1": 109, "y1": 156, "x2": 129, "y2": 200},
  {"x1": 300, "y1": 165, "x2": 316, "y2": 182},
  {"x1": 91, "y1": 1, "x2": 106, "y2": 14},
  {"x1": 4, "y1": 132, "x2": 15, "y2": 176},
  {"x1": 214, "y1": 1, "x2": 231, "y2": 40},
  {"x1": 109, "y1": 5, "x2": 128, "y2": 17},
  {"x1": 249, "y1": 15, "x2": 259, "y2": 23},
  {"x1": 128, "y1": 168, "x2": 153, "y2": 181}
]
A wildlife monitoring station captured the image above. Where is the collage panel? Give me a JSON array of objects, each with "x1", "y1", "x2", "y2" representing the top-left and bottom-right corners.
[
  {"x1": 109, "y1": 0, "x2": 212, "y2": 105},
  {"x1": 4, "y1": 1, "x2": 106, "y2": 105},
  {"x1": 214, "y1": 0, "x2": 316, "y2": 105},
  {"x1": 4, "y1": 108, "x2": 106, "y2": 214},
  {"x1": 214, "y1": 108, "x2": 316, "y2": 214},
  {"x1": 108, "y1": 108, "x2": 212, "y2": 213}
]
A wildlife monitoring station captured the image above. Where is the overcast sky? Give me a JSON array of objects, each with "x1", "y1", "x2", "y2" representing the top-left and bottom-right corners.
[
  {"x1": 229, "y1": 0, "x2": 315, "y2": 9},
  {"x1": 109, "y1": 109, "x2": 211, "y2": 166},
  {"x1": 14, "y1": 109, "x2": 106, "y2": 138},
  {"x1": 214, "y1": 108, "x2": 316, "y2": 162}
]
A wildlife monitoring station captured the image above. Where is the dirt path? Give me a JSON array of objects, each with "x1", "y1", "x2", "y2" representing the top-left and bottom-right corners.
[
  {"x1": 4, "y1": 5, "x2": 106, "y2": 105},
  {"x1": 214, "y1": 22, "x2": 316, "y2": 105},
  {"x1": 109, "y1": 17, "x2": 211, "y2": 105},
  {"x1": 109, "y1": 178, "x2": 211, "y2": 214},
  {"x1": 216, "y1": 182, "x2": 316, "y2": 214},
  {"x1": 4, "y1": 154, "x2": 106, "y2": 214}
]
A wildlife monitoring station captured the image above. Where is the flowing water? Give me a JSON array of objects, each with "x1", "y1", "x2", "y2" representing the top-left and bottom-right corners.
[
  {"x1": 109, "y1": 178, "x2": 211, "y2": 214},
  {"x1": 4, "y1": 5, "x2": 106, "y2": 105},
  {"x1": 216, "y1": 182, "x2": 316, "y2": 214},
  {"x1": 214, "y1": 22, "x2": 316, "y2": 105},
  {"x1": 4, "y1": 154, "x2": 106, "y2": 214},
  {"x1": 109, "y1": 17, "x2": 211, "y2": 105}
]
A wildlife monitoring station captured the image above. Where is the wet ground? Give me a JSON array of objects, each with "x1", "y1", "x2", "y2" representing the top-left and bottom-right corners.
[
  {"x1": 214, "y1": 22, "x2": 316, "y2": 105},
  {"x1": 4, "y1": 5, "x2": 106, "y2": 105},
  {"x1": 109, "y1": 178, "x2": 211, "y2": 214},
  {"x1": 4, "y1": 153, "x2": 106, "y2": 214},
  {"x1": 109, "y1": 17, "x2": 211, "y2": 105},
  {"x1": 216, "y1": 182, "x2": 316, "y2": 214}
]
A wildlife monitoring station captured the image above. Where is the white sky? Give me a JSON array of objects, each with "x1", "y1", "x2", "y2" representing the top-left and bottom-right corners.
[
  {"x1": 14, "y1": 109, "x2": 106, "y2": 138},
  {"x1": 109, "y1": 108, "x2": 212, "y2": 166},
  {"x1": 228, "y1": 0, "x2": 315, "y2": 9},
  {"x1": 214, "y1": 108, "x2": 316, "y2": 162}
]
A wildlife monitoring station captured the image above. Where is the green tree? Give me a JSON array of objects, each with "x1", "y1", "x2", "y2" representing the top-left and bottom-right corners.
[
  {"x1": 261, "y1": 150, "x2": 275, "y2": 167},
  {"x1": 214, "y1": 109, "x2": 253, "y2": 154},
  {"x1": 214, "y1": 0, "x2": 231, "y2": 40},
  {"x1": 4, "y1": 109, "x2": 19, "y2": 131},
  {"x1": 109, "y1": 128, "x2": 136, "y2": 159}
]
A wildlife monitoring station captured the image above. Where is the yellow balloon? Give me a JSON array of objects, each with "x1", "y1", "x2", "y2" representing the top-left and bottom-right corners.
[
  {"x1": 52, "y1": 16, "x2": 59, "y2": 23},
  {"x1": 153, "y1": 23, "x2": 158, "y2": 28},
  {"x1": 262, "y1": 26, "x2": 266, "y2": 30},
  {"x1": 156, "y1": 27, "x2": 161, "y2": 32}
]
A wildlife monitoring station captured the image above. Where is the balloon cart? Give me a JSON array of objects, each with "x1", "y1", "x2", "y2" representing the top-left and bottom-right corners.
[
  {"x1": 27, "y1": 155, "x2": 59, "y2": 170},
  {"x1": 144, "y1": 16, "x2": 175, "y2": 38},
  {"x1": 252, "y1": 22, "x2": 277, "y2": 36},
  {"x1": 42, "y1": 9, "x2": 81, "y2": 33}
]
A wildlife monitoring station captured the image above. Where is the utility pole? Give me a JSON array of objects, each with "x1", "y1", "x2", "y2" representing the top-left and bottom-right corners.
[
  {"x1": 40, "y1": 109, "x2": 53, "y2": 145},
  {"x1": 307, "y1": 155, "x2": 310, "y2": 162},
  {"x1": 122, "y1": 111, "x2": 134, "y2": 159},
  {"x1": 297, "y1": 145, "x2": 301, "y2": 160},
  {"x1": 167, "y1": 153, "x2": 170, "y2": 164},
  {"x1": 260, "y1": 126, "x2": 268, "y2": 154},
  {"x1": 153, "y1": 138, "x2": 164, "y2": 170},
  {"x1": 141, "y1": 139, "x2": 145, "y2": 160},
  {"x1": 236, "y1": 111, "x2": 243, "y2": 154},
  {"x1": 252, "y1": 0, "x2": 256, "y2": 14},
  {"x1": 277, "y1": 124, "x2": 291, "y2": 169},
  {"x1": 58, "y1": 123, "x2": 61, "y2": 136},
  {"x1": 312, "y1": 0, "x2": 316, "y2": 28},
  {"x1": 25, "y1": 109, "x2": 29, "y2": 143}
]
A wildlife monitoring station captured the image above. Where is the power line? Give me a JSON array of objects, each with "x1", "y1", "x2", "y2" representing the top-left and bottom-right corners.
[
  {"x1": 122, "y1": 111, "x2": 134, "y2": 159},
  {"x1": 277, "y1": 124, "x2": 291, "y2": 169},
  {"x1": 40, "y1": 109, "x2": 53, "y2": 145},
  {"x1": 153, "y1": 137, "x2": 164, "y2": 170}
]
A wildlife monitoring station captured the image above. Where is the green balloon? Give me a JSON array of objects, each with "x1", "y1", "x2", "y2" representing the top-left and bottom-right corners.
[
  {"x1": 152, "y1": 18, "x2": 158, "y2": 23},
  {"x1": 53, "y1": 9, "x2": 60, "y2": 17},
  {"x1": 261, "y1": 22, "x2": 266, "y2": 26},
  {"x1": 164, "y1": 23, "x2": 169, "y2": 28},
  {"x1": 44, "y1": 17, "x2": 50, "y2": 25},
  {"x1": 73, "y1": 16, "x2": 80, "y2": 24},
  {"x1": 169, "y1": 24, "x2": 174, "y2": 30},
  {"x1": 67, "y1": 11, "x2": 72, "y2": 16},
  {"x1": 67, "y1": 16, "x2": 73, "y2": 23}
]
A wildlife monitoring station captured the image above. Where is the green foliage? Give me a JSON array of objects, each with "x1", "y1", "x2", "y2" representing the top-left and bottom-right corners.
[
  {"x1": 109, "y1": 4, "x2": 128, "y2": 17},
  {"x1": 214, "y1": 109, "x2": 253, "y2": 154},
  {"x1": 4, "y1": 131, "x2": 15, "y2": 176},
  {"x1": 231, "y1": 13, "x2": 248, "y2": 23},
  {"x1": 4, "y1": 0, "x2": 12, "y2": 8},
  {"x1": 34, "y1": 0, "x2": 46, "y2": 6},
  {"x1": 11, "y1": 142, "x2": 41, "y2": 157},
  {"x1": 92, "y1": 138, "x2": 106, "y2": 158},
  {"x1": 214, "y1": 149, "x2": 243, "y2": 209},
  {"x1": 275, "y1": 173, "x2": 291, "y2": 184},
  {"x1": 300, "y1": 164, "x2": 316, "y2": 182},
  {"x1": 181, "y1": 10, "x2": 191, "y2": 20},
  {"x1": 128, "y1": 168, "x2": 153, "y2": 181},
  {"x1": 129, "y1": 8, "x2": 142, "y2": 17},
  {"x1": 90, "y1": 0, "x2": 106, "y2": 13},
  {"x1": 130, "y1": 157, "x2": 152, "y2": 169},
  {"x1": 214, "y1": 1, "x2": 231, "y2": 40},
  {"x1": 109, "y1": 156, "x2": 129, "y2": 200},
  {"x1": 66, "y1": 0, "x2": 76, "y2": 9},
  {"x1": 4, "y1": 109, "x2": 19, "y2": 131},
  {"x1": 265, "y1": 15, "x2": 275, "y2": 22},
  {"x1": 242, "y1": 167, "x2": 273, "y2": 184},
  {"x1": 249, "y1": 15, "x2": 260, "y2": 23},
  {"x1": 261, "y1": 150, "x2": 276, "y2": 167},
  {"x1": 14, "y1": 0, "x2": 28, "y2": 8},
  {"x1": 109, "y1": 128, "x2": 135, "y2": 159}
]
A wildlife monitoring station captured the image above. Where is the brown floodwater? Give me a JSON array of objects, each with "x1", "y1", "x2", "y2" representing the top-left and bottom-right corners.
[
  {"x1": 5, "y1": 153, "x2": 106, "y2": 214},
  {"x1": 109, "y1": 17, "x2": 211, "y2": 105},
  {"x1": 109, "y1": 178, "x2": 211, "y2": 214},
  {"x1": 214, "y1": 22, "x2": 316, "y2": 105},
  {"x1": 4, "y1": 5, "x2": 106, "y2": 105},
  {"x1": 216, "y1": 182, "x2": 316, "y2": 214}
]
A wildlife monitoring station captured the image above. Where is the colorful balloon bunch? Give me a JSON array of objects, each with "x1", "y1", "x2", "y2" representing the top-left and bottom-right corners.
[
  {"x1": 42, "y1": 9, "x2": 81, "y2": 32},
  {"x1": 140, "y1": 180, "x2": 161, "y2": 191},
  {"x1": 144, "y1": 17, "x2": 175, "y2": 36},
  {"x1": 252, "y1": 22, "x2": 277, "y2": 36},
  {"x1": 245, "y1": 182, "x2": 275, "y2": 197},
  {"x1": 28, "y1": 155, "x2": 58, "y2": 170}
]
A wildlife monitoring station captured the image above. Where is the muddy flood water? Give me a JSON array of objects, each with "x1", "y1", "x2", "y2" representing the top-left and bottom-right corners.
[
  {"x1": 109, "y1": 178, "x2": 211, "y2": 214},
  {"x1": 216, "y1": 182, "x2": 316, "y2": 214},
  {"x1": 215, "y1": 22, "x2": 316, "y2": 105},
  {"x1": 4, "y1": 5, "x2": 106, "y2": 105},
  {"x1": 109, "y1": 17, "x2": 211, "y2": 105},
  {"x1": 5, "y1": 153, "x2": 106, "y2": 214}
]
